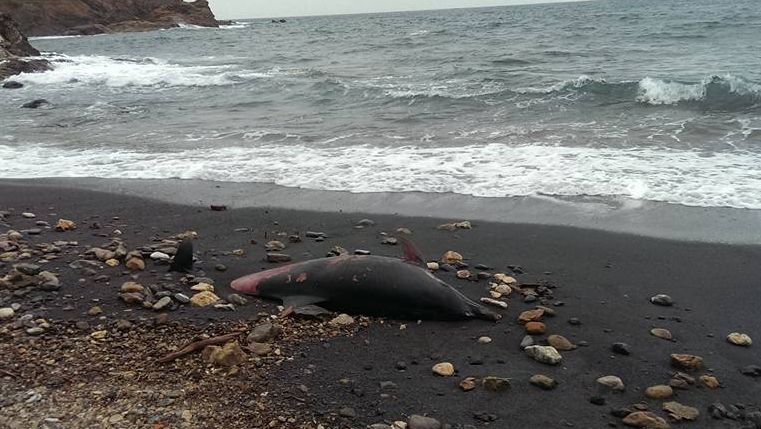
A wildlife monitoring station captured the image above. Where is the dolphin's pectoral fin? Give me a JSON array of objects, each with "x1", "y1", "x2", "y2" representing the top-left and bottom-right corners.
[
  {"x1": 398, "y1": 237, "x2": 426, "y2": 268},
  {"x1": 282, "y1": 295, "x2": 326, "y2": 309}
]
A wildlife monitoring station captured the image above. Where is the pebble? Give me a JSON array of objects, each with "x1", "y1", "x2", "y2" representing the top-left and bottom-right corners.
[
  {"x1": 525, "y1": 322, "x2": 546, "y2": 335},
  {"x1": 611, "y1": 342, "x2": 631, "y2": 355},
  {"x1": 305, "y1": 231, "x2": 326, "y2": 238},
  {"x1": 26, "y1": 327, "x2": 45, "y2": 335},
  {"x1": 0, "y1": 307, "x2": 15, "y2": 319},
  {"x1": 480, "y1": 297, "x2": 507, "y2": 309},
  {"x1": 266, "y1": 253, "x2": 292, "y2": 263},
  {"x1": 492, "y1": 273, "x2": 517, "y2": 284},
  {"x1": 407, "y1": 415, "x2": 441, "y2": 429},
  {"x1": 699, "y1": 375, "x2": 720, "y2": 389},
  {"x1": 90, "y1": 330, "x2": 107, "y2": 340},
  {"x1": 482, "y1": 376, "x2": 510, "y2": 392},
  {"x1": 520, "y1": 335, "x2": 535, "y2": 349},
  {"x1": 190, "y1": 291, "x2": 220, "y2": 307},
  {"x1": 740, "y1": 365, "x2": 761, "y2": 377},
  {"x1": 214, "y1": 263, "x2": 227, "y2": 272},
  {"x1": 105, "y1": 258, "x2": 119, "y2": 267},
  {"x1": 115, "y1": 319, "x2": 133, "y2": 331},
  {"x1": 547, "y1": 335, "x2": 575, "y2": 351},
  {"x1": 356, "y1": 218, "x2": 375, "y2": 226},
  {"x1": 227, "y1": 293, "x2": 248, "y2": 306},
  {"x1": 524, "y1": 345, "x2": 562, "y2": 365},
  {"x1": 663, "y1": 401, "x2": 699, "y2": 421},
  {"x1": 622, "y1": 411, "x2": 670, "y2": 429},
  {"x1": 37, "y1": 271, "x2": 60, "y2": 291},
  {"x1": 670, "y1": 353, "x2": 703, "y2": 370},
  {"x1": 529, "y1": 374, "x2": 557, "y2": 390},
  {"x1": 14, "y1": 263, "x2": 41, "y2": 276},
  {"x1": 329, "y1": 313, "x2": 355, "y2": 326},
  {"x1": 201, "y1": 341, "x2": 246, "y2": 367},
  {"x1": 338, "y1": 407, "x2": 357, "y2": 418},
  {"x1": 459, "y1": 377, "x2": 477, "y2": 391},
  {"x1": 727, "y1": 332, "x2": 752, "y2": 347},
  {"x1": 426, "y1": 262, "x2": 439, "y2": 271},
  {"x1": 650, "y1": 328, "x2": 673, "y2": 340},
  {"x1": 456, "y1": 269, "x2": 471, "y2": 279},
  {"x1": 477, "y1": 336, "x2": 492, "y2": 344},
  {"x1": 518, "y1": 308, "x2": 544, "y2": 324},
  {"x1": 125, "y1": 257, "x2": 145, "y2": 271},
  {"x1": 250, "y1": 342, "x2": 272, "y2": 356},
  {"x1": 150, "y1": 252, "x2": 171, "y2": 261},
  {"x1": 568, "y1": 317, "x2": 582, "y2": 326},
  {"x1": 247, "y1": 322, "x2": 283, "y2": 343},
  {"x1": 382, "y1": 237, "x2": 398, "y2": 245},
  {"x1": 21, "y1": 212, "x2": 36, "y2": 218},
  {"x1": 440, "y1": 251, "x2": 463, "y2": 264},
  {"x1": 153, "y1": 296, "x2": 172, "y2": 311},
  {"x1": 174, "y1": 293, "x2": 190, "y2": 304},
  {"x1": 121, "y1": 282, "x2": 144, "y2": 293},
  {"x1": 55, "y1": 219, "x2": 76, "y2": 231},
  {"x1": 191, "y1": 282, "x2": 215, "y2": 292},
  {"x1": 119, "y1": 292, "x2": 144, "y2": 304},
  {"x1": 354, "y1": 249, "x2": 371, "y2": 255},
  {"x1": 87, "y1": 306, "x2": 102, "y2": 316},
  {"x1": 645, "y1": 385, "x2": 673, "y2": 399},
  {"x1": 432, "y1": 362, "x2": 455, "y2": 376},
  {"x1": 597, "y1": 375, "x2": 625, "y2": 391},
  {"x1": 650, "y1": 294, "x2": 674, "y2": 306}
]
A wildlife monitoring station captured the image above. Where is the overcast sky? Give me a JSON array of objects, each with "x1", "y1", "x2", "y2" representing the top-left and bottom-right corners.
[{"x1": 207, "y1": 0, "x2": 585, "y2": 19}]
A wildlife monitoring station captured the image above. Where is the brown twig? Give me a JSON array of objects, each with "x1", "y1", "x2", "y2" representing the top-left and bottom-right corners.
[
  {"x1": 0, "y1": 368, "x2": 20, "y2": 378},
  {"x1": 156, "y1": 332, "x2": 243, "y2": 364}
]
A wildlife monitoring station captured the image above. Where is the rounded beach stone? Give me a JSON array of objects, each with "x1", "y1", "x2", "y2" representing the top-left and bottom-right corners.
[
  {"x1": 645, "y1": 385, "x2": 673, "y2": 399},
  {"x1": 650, "y1": 294, "x2": 674, "y2": 306},
  {"x1": 529, "y1": 374, "x2": 557, "y2": 390},
  {"x1": 525, "y1": 322, "x2": 546, "y2": 335},
  {"x1": 597, "y1": 375, "x2": 625, "y2": 391},
  {"x1": 727, "y1": 332, "x2": 752, "y2": 347},
  {"x1": 525, "y1": 345, "x2": 562, "y2": 365},
  {"x1": 650, "y1": 328, "x2": 673, "y2": 340},
  {"x1": 432, "y1": 362, "x2": 455, "y2": 376}
]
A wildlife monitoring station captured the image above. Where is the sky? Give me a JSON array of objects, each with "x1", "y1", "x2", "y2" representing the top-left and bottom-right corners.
[{"x1": 207, "y1": 0, "x2": 585, "y2": 20}]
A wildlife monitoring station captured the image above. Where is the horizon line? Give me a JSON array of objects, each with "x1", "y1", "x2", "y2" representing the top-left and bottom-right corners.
[{"x1": 212, "y1": 0, "x2": 593, "y2": 21}]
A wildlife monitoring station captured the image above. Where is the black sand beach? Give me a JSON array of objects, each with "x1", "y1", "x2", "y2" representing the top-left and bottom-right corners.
[{"x1": 1, "y1": 179, "x2": 760, "y2": 429}]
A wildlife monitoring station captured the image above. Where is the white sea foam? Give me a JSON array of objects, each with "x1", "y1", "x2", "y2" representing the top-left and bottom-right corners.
[
  {"x1": 2, "y1": 143, "x2": 760, "y2": 209},
  {"x1": 29, "y1": 35, "x2": 84, "y2": 41},
  {"x1": 13, "y1": 55, "x2": 251, "y2": 88},
  {"x1": 637, "y1": 74, "x2": 761, "y2": 105}
]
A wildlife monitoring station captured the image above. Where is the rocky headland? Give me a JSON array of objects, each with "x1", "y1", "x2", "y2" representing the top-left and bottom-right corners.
[
  {"x1": 0, "y1": 14, "x2": 50, "y2": 81},
  {"x1": 0, "y1": 0, "x2": 223, "y2": 37}
]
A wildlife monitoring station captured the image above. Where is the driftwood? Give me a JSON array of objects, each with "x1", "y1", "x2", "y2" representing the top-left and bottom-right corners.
[{"x1": 156, "y1": 332, "x2": 242, "y2": 364}]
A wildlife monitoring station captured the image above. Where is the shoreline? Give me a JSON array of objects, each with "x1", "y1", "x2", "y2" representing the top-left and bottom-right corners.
[
  {"x1": 3, "y1": 177, "x2": 761, "y2": 244},
  {"x1": 1, "y1": 179, "x2": 760, "y2": 428}
]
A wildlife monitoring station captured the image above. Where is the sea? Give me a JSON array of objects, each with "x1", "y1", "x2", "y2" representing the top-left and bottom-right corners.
[{"x1": 2, "y1": 0, "x2": 760, "y2": 209}]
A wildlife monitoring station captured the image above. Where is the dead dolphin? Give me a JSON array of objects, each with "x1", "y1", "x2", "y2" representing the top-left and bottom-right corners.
[{"x1": 230, "y1": 241, "x2": 501, "y2": 321}]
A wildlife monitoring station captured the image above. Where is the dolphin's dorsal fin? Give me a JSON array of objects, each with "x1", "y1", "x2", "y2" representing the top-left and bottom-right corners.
[{"x1": 399, "y1": 237, "x2": 426, "y2": 268}]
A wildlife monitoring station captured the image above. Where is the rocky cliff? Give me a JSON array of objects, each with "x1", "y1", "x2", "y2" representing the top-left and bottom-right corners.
[
  {"x1": 0, "y1": 14, "x2": 50, "y2": 81},
  {"x1": 0, "y1": 0, "x2": 222, "y2": 37}
]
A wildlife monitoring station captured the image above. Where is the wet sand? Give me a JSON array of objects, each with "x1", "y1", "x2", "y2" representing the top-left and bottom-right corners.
[{"x1": 1, "y1": 179, "x2": 760, "y2": 428}]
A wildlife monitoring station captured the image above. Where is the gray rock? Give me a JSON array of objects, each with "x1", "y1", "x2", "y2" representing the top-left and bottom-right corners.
[
  {"x1": 354, "y1": 249, "x2": 371, "y2": 255},
  {"x1": 525, "y1": 345, "x2": 562, "y2": 365},
  {"x1": 173, "y1": 293, "x2": 190, "y2": 304},
  {"x1": 247, "y1": 322, "x2": 283, "y2": 343},
  {"x1": 356, "y1": 219, "x2": 375, "y2": 227},
  {"x1": 520, "y1": 335, "x2": 535, "y2": 349},
  {"x1": 0, "y1": 307, "x2": 15, "y2": 319},
  {"x1": 14, "y1": 263, "x2": 41, "y2": 276},
  {"x1": 408, "y1": 415, "x2": 442, "y2": 429},
  {"x1": 227, "y1": 293, "x2": 248, "y2": 306},
  {"x1": 650, "y1": 294, "x2": 674, "y2": 306},
  {"x1": 152, "y1": 296, "x2": 172, "y2": 311},
  {"x1": 37, "y1": 271, "x2": 60, "y2": 291},
  {"x1": 338, "y1": 407, "x2": 357, "y2": 418},
  {"x1": 26, "y1": 327, "x2": 45, "y2": 335},
  {"x1": 611, "y1": 342, "x2": 631, "y2": 355},
  {"x1": 482, "y1": 376, "x2": 510, "y2": 392},
  {"x1": 266, "y1": 253, "x2": 292, "y2": 263}
]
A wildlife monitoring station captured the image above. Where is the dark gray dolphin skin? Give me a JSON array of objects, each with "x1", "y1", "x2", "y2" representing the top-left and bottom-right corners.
[{"x1": 230, "y1": 241, "x2": 501, "y2": 321}]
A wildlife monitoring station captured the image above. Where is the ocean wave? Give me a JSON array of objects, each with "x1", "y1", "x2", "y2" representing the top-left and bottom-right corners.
[
  {"x1": 2, "y1": 143, "x2": 760, "y2": 209},
  {"x1": 514, "y1": 74, "x2": 761, "y2": 111},
  {"x1": 12, "y1": 54, "x2": 257, "y2": 88}
]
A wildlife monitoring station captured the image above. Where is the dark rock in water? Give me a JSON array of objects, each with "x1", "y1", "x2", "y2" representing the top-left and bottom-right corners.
[
  {"x1": 2, "y1": 81, "x2": 23, "y2": 89},
  {"x1": 21, "y1": 99, "x2": 49, "y2": 109},
  {"x1": 611, "y1": 342, "x2": 631, "y2": 355},
  {"x1": 169, "y1": 240, "x2": 193, "y2": 273},
  {"x1": 209, "y1": 204, "x2": 227, "y2": 211},
  {"x1": 1, "y1": 58, "x2": 51, "y2": 80}
]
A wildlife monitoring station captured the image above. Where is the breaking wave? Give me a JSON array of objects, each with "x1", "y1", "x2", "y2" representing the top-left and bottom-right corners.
[{"x1": 2, "y1": 142, "x2": 761, "y2": 209}]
